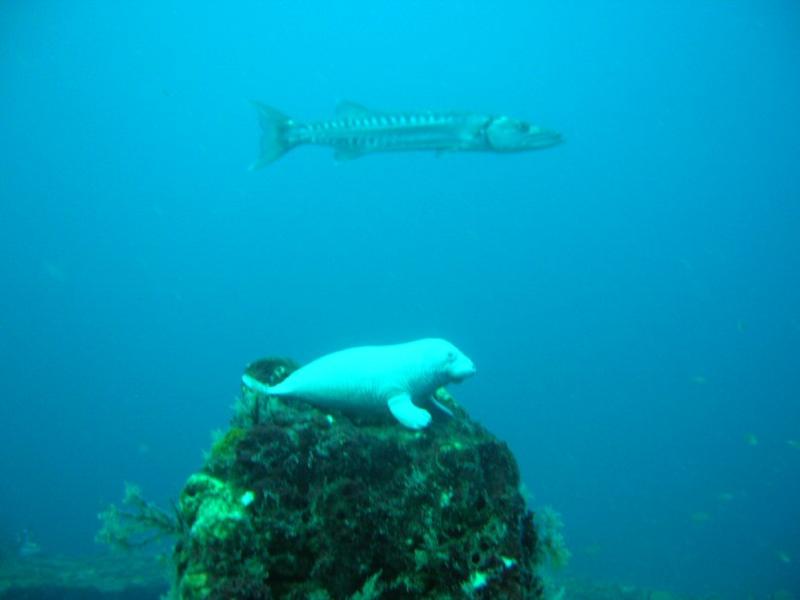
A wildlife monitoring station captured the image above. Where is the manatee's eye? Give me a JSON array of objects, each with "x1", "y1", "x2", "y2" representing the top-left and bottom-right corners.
[{"x1": 447, "y1": 350, "x2": 456, "y2": 361}]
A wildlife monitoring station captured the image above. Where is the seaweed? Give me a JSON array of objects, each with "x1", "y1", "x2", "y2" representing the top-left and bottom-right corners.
[
  {"x1": 168, "y1": 357, "x2": 551, "y2": 599},
  {"x1": 96, "y1": 483, "x2": 182, "y2": 551},
  {"x1": 96, "y1": 355, "x2": 565, "y2": 599}
]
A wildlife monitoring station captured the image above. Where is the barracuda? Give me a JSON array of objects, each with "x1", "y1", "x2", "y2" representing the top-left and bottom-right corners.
[{"x1": 250, "y1": 100, "x2": 561, "y2": 168}]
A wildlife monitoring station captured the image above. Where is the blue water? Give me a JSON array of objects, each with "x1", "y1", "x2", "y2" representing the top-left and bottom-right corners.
[{"x1": 1, "y1": 1, "x2": 799, "y2": 597}]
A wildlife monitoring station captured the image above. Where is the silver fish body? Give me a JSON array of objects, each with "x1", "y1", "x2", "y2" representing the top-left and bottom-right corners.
[{"x1": 251, "y1": 101, "x2": 561, "y2": 168}]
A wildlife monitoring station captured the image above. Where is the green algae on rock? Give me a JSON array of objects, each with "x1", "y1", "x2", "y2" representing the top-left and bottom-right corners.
[{"x1": 171, "y1": 358, "x2": 548, "y2": 599}]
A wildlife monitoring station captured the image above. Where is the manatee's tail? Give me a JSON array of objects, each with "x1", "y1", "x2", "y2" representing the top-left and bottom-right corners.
[
  {"x1": 250, "y1": 102, "x2": 296, "y2": 169},
  {"x1": 242, "y1": 373, "x2": 274, "y2": 395}
]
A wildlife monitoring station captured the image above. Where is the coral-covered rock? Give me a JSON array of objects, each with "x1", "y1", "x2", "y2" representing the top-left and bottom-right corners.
[{"x1": 171, "y1": 358, "x2": 546, "y2": 599}]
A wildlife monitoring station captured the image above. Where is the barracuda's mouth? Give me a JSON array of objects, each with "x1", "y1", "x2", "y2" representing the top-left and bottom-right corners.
[
  {"x1": 485, "y1": 116, "x2": 563, "y2": 152},
  {"x1": 523, "y1": 127, "x2": 563, "y2": 150}
]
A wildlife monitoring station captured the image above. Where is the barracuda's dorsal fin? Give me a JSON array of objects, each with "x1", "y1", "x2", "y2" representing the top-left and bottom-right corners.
[{"x1": 336, "y1": 100, "x2": 371, "y2": 117}]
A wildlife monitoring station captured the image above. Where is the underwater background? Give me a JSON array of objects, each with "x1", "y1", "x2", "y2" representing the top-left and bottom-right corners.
[{"x1": 1, "y1": 1, "x2": 799, "y2": 597}]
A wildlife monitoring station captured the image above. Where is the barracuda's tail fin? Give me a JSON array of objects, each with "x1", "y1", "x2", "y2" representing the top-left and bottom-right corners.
[{"x1": 250, "y1": 102, "x2": 295, "y2": 169}]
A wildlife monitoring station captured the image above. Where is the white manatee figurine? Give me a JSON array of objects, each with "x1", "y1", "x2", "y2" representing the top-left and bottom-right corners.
[{"x1": 242, "y1": 338, "x2": 476, "y2": 429}]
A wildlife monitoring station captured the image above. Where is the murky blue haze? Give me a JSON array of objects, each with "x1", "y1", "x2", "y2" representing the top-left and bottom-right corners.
[{"x1": 1, "y1": 1, "x2": 799, "y2": 597}]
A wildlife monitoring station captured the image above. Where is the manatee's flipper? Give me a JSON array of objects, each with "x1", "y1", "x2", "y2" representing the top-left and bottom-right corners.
[
  {"x1": 388, "y1": 393, "x2": 432, "y2": 429},
  {"x1": 250, "y1": 102, "x2": 296, "y2": 169},
  {"x1": 242, "y1": 373, "x2": 274, "y2": 395},
  {"x1": 430, "y1": 395, "x2": 454, "y2": 417}
]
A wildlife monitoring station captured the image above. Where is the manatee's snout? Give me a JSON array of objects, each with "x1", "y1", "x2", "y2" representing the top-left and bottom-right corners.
[{"x1": 450, "y1": 354, "x2": 476, "y2": 382}]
